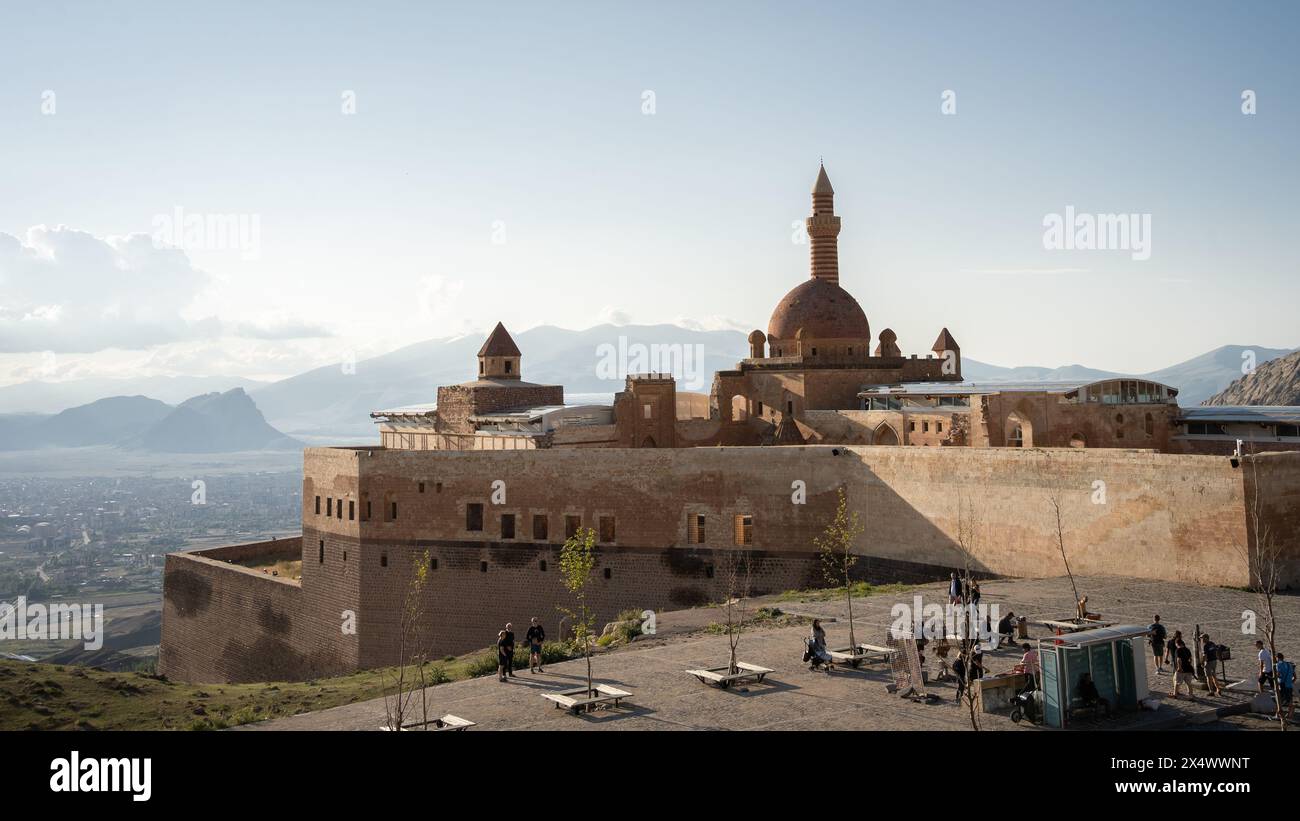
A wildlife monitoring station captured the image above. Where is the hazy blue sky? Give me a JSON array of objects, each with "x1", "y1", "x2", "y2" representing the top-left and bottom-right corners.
[{"x1": 1, "y1": 0, "x2": 1296, "y2": 385}]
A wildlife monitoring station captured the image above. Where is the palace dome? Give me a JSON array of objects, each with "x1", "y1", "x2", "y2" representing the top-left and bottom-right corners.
[{"x1": 767, "y1": 277, "x2": 870, "y2": 341}]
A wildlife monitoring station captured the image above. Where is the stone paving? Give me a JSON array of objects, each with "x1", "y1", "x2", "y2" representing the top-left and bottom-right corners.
[{"x1": 242, "y1": 575, "x2": 1297, "y2": 731}]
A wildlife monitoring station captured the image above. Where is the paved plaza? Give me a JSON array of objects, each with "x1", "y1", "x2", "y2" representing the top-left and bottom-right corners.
[{"x1": 244, "y1": 575, "x2": 1297, "y2": 731}]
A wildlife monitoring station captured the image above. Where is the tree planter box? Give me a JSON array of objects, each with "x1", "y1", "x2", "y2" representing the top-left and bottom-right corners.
[
  {"x1": 685, "y1": 662, "x2": 774, "y2": 688},
  {"x1": 827, "y1": 644, "x2": 895, "y2": 668},
  {"x1": 380, "y1": 714, "x2": 475, "y2": 731},
  {"x1": 542, "y1": 684, "x2": 633, "y2": 714}
]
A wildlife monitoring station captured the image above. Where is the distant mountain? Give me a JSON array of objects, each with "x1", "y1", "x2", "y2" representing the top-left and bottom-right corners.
[
  {"x1": 1146, "y1": 345, "x2": 1295, "y2": 406},
  {"x1": 965, "y1": 344, "x2": 1295, "y2": 405},
  {"x1": 251, "y1": 324, "x2": 749, "y2": 436},
  {"x1": 1203, "y1": 350, "x2": 1300, "y2": 406},
  {"x1": 0, "y1": 375, "x2": 268, "y2": 415},
  {"x1": 126, "y1": 388, "x2": 300, "y2": 452},
  {"x1": 0, "y1": 396, "x2": 172, "y2": 450}
]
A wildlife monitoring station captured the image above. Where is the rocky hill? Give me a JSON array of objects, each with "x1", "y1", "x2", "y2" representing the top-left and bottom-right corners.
[{"x1": 1203, "y1": 350, "x2": 1300, "y2": 406}]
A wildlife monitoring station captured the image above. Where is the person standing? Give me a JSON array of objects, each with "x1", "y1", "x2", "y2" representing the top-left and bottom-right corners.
[
  {"x1": 525, "y1": 617, "x2": 546, "y2": 674},
  {"x1": 1257, "y1": 640, "x2": 1274, "y2": 693},
  {"x1": 949, "y1": 572, "x2": 962, "y2": 606},
  {"x1": 1200, "y1": 634, "x2": 1223, "y2": 696},
  {"x1": 1274, "y1": 652, "x2": 1295, "y2": 724},
  {"x1": 1172, "y1": 638, "x2": 1196, "y2": 701},
  {"x1": 1149, "y1": 615, "x2": 1167, "y2": 674},
  {"x1": 496, "y1": 630, "x2": 510, "y2": 682},
  {"x1": 503, "y1": 622, "x2": 517, "y2": 678}
]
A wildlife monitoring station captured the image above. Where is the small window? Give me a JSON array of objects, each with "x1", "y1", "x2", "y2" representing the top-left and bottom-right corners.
[
  {"x1": 603, "y1": 568, "x2": 612, "y2": 580},
  {"x1": 327, "y1": 497, "x2": 333, "y2": 516},
  {"x1": 811, "y1": 347, "x2": 817, "y2": 356},
  {"x1": 479, "y1": 361, "x2": 485, "y2": 374},
  {"x1": 501, "y1": 513, "x2": 516, "y2": 540},
  {"x1": 565, "y1": 515, "x2": 581, "y2": 539},
  {"x1": 365, "y1": 500, "x2": 372, "y2": 521},
  {"x1": 342, "y1": 550, "x2": 347, "y2": 562},
  {"x1": 337, "y1": 502, "x2": 343, "y2": 520},
  {"x1": 348, "y1": 500, "x2": 355, "y2": 521},
  {"x1": 435, "y1": 482, "x2": 443, "y2": 493},
  {"x1": 689, "y1": 513, "x2": 706, "y2": 544},
  {"x1": 734, "y1": 514, "x2": 753, "y2": 546},
  {"x1": 705, "y1": 564, "x2": 715, "y2": 579},
  {"x1": 318, "y1": 540, "x2": 324, "y2": 563},
  {"x1": 418, "y1": 482, "x2": 425, "y2": 493},
  {"x1": 390, "y1": 501, "x2": 398, "y2": 520},
  {"x1": 644, "y1": 403, "x2": 653, "y2": 419},
  {"x1": 505, "y1": 360, "x2": 512, "y2": 373},
  {"x1": 909, "y1": 421, "x2": 916, "y2": 432},
  {"x1": 936, "y1": 422, "x2": 943, "y2": 433},
  {"x1": 923, "y1": 421, "x2": 930, "y2": 433},
  {"x1": 599, "y1": 516, "x2": 616, "y2": 543},
  {"x1": 315, "y1": 495, "x2": 321, "y2": 514},
  {"x1": 380, "y1": 552, "x2": 388, "y2": 568},
  {"x1": 480, "y1": 560, "x2": 488, "y2": 573},
  {"x1": 533, "y1": 514, "x2": 548, "y2": 541},
  {"x1": 539, "y1": 559, "x2": 548, "y2": 572},
  {"x1": 467, "y1": 503, "x2": 483, "y2": 531},
  {"x1": 430, "y1": 557, "x2": 438, "y2": 570}
]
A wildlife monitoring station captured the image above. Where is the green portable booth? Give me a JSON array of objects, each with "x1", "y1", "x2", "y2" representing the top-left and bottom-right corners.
[{"x1": 1037, "y1": 625, "x2": 1150, "y2": 728}]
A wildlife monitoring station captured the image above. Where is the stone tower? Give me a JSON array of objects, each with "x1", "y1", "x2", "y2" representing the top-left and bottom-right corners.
[
  {"x1": 477, "y1": 321, "x2": 522, "y2": 380},
  {"x1": 806, "y1": 163, "x2": 842, "y2": 284}
]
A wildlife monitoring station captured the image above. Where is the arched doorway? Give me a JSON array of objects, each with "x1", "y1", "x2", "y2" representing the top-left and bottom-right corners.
[
  {"x1": 1069, "y1": 433, "x2": 1087, "y2": 449},
  {"x1": 641, "y1": 436, "x2": 657, "y2": 448},
  {"x1": 873, "y1": 423, "x2": 900, "y2": 446},
  {"x1": 730, "y1": 394, "x2": 748, "y2": 422},
  {"x1": 1005, "y1": 412, "x2": 1032, "y2": 447}
]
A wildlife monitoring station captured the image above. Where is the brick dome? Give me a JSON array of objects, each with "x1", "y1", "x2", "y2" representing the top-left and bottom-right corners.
[{"x1": 767, "y1": 277, "x2": 870, "y2": 341}]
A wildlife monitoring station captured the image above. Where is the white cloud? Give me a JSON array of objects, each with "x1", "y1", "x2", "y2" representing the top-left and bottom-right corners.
[
  {"x1": 598, "y1": 306, "x2": 633, "y2": 325},
  {"x1": 0, "y1": 226, "x2": 330, "y2": 353}
]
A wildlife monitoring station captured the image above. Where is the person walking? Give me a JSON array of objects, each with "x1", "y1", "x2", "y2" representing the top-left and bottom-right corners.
[
  {"x1": 496, "y1": 630, "x2": 511, "y2": 682},
  {"x1": 1257, "y1": 640, "x2": 1274, "y2": 693},
  {"x1": 525, "y1": 617, "x2": 546, "y2": 673},
  {"x1": 1165, "y1": 630, "x2": 1183, "y2": 671},
  {"x1": 1200, "y1": 633, "x2": 1223, "y2": 696},
  {"x1": 949, "y1": 572, "x2": 962, "y2": 606},
  {"x1": 1172, "y1": 638, "x2": 1196, "y2": 701},
  {"x1": 503, "y1": 622, "x2": 517, "y2": 678},
  {"x1": 1149, "y1": 615, "x2": 1167, "y2": 675}
]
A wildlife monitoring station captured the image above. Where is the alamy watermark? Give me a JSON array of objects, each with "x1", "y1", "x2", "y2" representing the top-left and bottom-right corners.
[
  {"x1": 151, "y1": 206, "x2": 261, "y2": 261},
  {"x1": 0, "y1": 596, "x2": 103, "y2": 650},
  {"x1": 595, "y1": 335, "x2": 706, "y2": 390},
  {"x1": 1043, "y1": 206, "x2": 1151, "y2": 261}
]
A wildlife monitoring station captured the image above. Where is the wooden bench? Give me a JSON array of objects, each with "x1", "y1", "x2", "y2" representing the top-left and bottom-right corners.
[
  {"x1": 827, "y1": 643, "x2": 896, "y2": 668},
  {"x1": 542, "y1": 684, "x2": 633, "y2": 714},
  {"x1": 380, "y1": 713, "x2": 476, "y2": 731},
  {"x1": 685, "y1": 662, "x2": 774, "y2": 688}
]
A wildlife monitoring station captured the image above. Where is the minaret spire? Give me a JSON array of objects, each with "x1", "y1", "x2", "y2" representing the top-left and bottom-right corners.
[{"x1": 806, "y1": 163, "x2": 841, "y2": 284}]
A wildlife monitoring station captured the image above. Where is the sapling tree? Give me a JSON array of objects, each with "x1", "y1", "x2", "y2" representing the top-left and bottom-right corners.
[
  {"x1": 558, "y1": 526, "x2": 598, "y2": 698},
  {"x1": 383, "y1": 549, "x2": 431, "y2": 731},
  {"x1": 720, "y1": 547, "x2": 753, "y2": 675},
  {"x1": 815, "y1": 486, "x2": 865, "y2": 651},
  {"x1": 953, "y1": 492, "x2": 983, "y2": 731}
]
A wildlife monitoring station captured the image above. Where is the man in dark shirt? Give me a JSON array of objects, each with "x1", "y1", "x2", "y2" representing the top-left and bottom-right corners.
[
  {"x1": 525, "y1": 617, "x2": 546, "y2": 674},
  {"x1": 1172, "y1": 638, "x2": 1196, "y2": 701},
  {"x1": 1149, "y1": 615, "x2": 1167, "y2": 674},
  {"x1": 503, "y1": 622, "x2": 516, "y2": 678}
]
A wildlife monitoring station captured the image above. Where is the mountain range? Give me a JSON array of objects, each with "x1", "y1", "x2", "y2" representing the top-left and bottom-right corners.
[
  {"x1": 0, "y1": 389, "x2": 298, "y2": 453},
  {"x1": 0, "y1": 326, "x2": 1294, "y2": 442}
]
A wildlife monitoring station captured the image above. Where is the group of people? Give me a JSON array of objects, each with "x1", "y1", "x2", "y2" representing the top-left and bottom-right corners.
[
  {"x1": 1148, "y1": 613, "x2": 1295, "y2": 722},
  {"x1": 495, "y1": 617, "x2": 548, "y2": 682}
]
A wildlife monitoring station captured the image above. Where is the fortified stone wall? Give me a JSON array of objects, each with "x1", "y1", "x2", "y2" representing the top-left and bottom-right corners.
[{"x1": 159, "y1": 537, "x2": 358, "y2": 683}]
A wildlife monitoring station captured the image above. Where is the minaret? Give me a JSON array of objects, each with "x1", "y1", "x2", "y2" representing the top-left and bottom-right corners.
[{"x1": 806, "y1": 163, "x2": 842, "y2": 284}]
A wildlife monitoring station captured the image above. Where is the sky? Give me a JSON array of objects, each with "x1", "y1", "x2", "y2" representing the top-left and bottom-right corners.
[{"x1": 1, "y1": 0, "x2": 1297, "y2": 388}]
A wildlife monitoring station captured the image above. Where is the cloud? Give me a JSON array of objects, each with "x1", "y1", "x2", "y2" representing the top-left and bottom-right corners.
[
  {"x1": 673, "y1": 315, "x2": 751, "y2": 332},
  {"x1": 598, "y1": 306, "x2": 633, "y2": 325},
  {"x1": 0, "y1": 226, "x2": 328, "y2": 353}
]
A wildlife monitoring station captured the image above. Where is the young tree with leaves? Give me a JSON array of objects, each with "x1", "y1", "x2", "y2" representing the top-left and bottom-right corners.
[
  {"x1": 558, "y1": 526, "x2": 598, "y2": 698},
  {"x1": 953, "y1": 492, "x2": 983, "y2": 731},
  {"x1": 815, "y1": 486, "x2": 865, "y2": 650}
]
